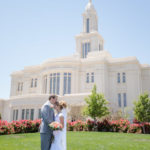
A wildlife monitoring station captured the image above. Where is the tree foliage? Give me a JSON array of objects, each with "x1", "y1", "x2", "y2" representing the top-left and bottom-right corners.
[
  {"x1": 84, "y1": 85, "x2": 109, "y2": 120},
  {"x1": 0, "y1": 113, "x2": 1, "y2": 120},
  {"x1": 134, "y1": 93, "x2": 150, "y2": 123}
]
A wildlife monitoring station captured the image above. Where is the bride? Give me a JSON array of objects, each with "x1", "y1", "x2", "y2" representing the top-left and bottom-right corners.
[
  {"x1": 50, "y1": 101, "x2": 65, "y2": 150},
  {"x1": 60, "y1": 100, "x2": 67, "y2": 150}
]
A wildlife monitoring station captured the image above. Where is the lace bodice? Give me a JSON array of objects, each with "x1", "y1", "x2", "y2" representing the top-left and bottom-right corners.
[{"x1": 55, "y1": 112, "x2": 63, "y2": 123}]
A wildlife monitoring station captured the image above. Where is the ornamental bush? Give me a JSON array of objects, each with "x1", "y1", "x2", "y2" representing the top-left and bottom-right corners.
[
  {"x1": 0, "y1": 120, "x2": 14, "y2": 135},
  {"x1": 11, "y1": 121, "x2": 26, "y2": 134},
  {"x1": 86, "y1": 119, "x2": 95, "y2": 131},
  {"x1": 73, "y1": 120, "x2": 85, "y2": 131},
  {"x1": 0, "y1": 120, "x2": 41, "y2": 135},
  {"x1": 110, "y1": 120, "x2": 121, "y2": 132},
  {"x1": 0, "y1": 125, "x2": 14, "y2": 135},
  {"x1": 67, "y1": 121, "x2": 75, "y2": 131},
  {"x1": 142, "y1": 122, "x2": 150, "y2": 134},
  {"x1": 117, "y1": 119, "x2": 130, "y2": 133},
  {"x1": 97, "y1": 119, "x2": 111, "y2": 132},
  {"x1": 128, "y1": 124, "x2": 142, "y2": 134},
  {"x1": 110, "y1": 119, "x2": 130, "y2": 133}
]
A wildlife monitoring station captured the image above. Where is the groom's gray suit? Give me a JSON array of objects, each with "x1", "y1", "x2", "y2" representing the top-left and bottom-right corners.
[{"x1": 40, "y1": 101, "x2": 55, "y2": 150}]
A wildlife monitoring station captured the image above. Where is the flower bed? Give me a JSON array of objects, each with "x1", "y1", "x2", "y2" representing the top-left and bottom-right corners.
[
  {"x1": 97, "y1": 119, "x2": 111, "y2": 132},
  {"x1": 110, "y1": 119, "x2": 130, "y2": 133},
  {"x1": 128, "y1": 124, "x2": 142, "y2": 133},
  {"x1": 142, "y1": 122, "x2": 150, "y2": 134},
  {"x1": 0, "y1": 120, "x2": 41, "y2": 135},
  {"x1": 86, "y1": 119, "x2": 94, "y2": 131},
  {"x1": 1, "y1": 119, "x2": 150, "y2": 135},
  {"x1": 67, "y1": 121, "x2": 75, "y2": 131},
  {"x1": 67, "y1": 119, "x2": 150, "y2": 134},
  {"x1": 74, "y1": 120, "x2": 86, "y2": 131}
]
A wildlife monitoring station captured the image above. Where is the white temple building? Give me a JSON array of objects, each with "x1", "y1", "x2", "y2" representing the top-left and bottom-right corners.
[{"x1": 0, "y1": 0, "x2": 150, "y2": 122}]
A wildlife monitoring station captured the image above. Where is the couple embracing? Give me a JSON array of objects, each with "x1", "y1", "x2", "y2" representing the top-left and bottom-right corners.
[{"x1": 40, "y1": 95, "x2": 67, "y2": 150}]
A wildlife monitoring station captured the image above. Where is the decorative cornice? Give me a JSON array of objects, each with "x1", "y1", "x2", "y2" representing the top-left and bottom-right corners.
[
  {"x1": 75, "y1": 31, "x2": 104, "y2": 40},
  {"x1": 141, "y1": 64, "x2": 150, "y2": 69},
  {"x1": 9, "y1": 94, "x2": 49, "y2": 100},
  {"x1": 108, "y1": 56, "x2": 140, "y2": 65},
  {"x1": 10, "y1": 51, "x2": 150, "y2": 77}
]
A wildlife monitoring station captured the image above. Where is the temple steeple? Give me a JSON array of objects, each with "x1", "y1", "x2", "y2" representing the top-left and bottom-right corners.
[
  {"x1": 83, "y1": 0, "x2": 98, "y2": 33},
  {"x1": 75, "y1": 1, "x2": 104, "y2": 58}
]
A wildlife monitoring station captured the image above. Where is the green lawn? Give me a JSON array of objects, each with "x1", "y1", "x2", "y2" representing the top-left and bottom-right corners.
[{"x1": 0, "y1": 132, "x2": 150, "y2": 150}]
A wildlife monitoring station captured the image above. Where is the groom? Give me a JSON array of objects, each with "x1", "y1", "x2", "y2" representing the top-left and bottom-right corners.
[{"x1": 40, "y1": 95, "x2": 57, "y2": 150}]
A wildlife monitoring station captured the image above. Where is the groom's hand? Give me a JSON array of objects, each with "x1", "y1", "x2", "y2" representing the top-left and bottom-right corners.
[{"x1": 50, "y1": 104, "x2": 54, "y2": 108}]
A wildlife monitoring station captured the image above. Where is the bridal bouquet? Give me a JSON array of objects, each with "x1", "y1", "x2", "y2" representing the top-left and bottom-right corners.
[
  {"x1": 49, "y1": 122, "x2": 63, "y2": 131},
  {"x1": 49, "y1": 122, "x2": 62, "y2": 143}
]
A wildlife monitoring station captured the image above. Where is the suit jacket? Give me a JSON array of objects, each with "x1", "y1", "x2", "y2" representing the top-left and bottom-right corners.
[{"x1": 40, "y1": 101, "x2": 55, "y2": 134}]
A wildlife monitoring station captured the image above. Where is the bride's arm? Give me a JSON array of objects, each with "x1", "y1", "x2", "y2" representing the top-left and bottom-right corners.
[{"x1": 59, "y1": 116, "x2": 64, "y2": 128}]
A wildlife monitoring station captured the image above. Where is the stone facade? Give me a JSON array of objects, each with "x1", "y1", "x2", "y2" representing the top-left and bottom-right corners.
[
  {"x1": 1, "y1": 1, "x2": 150, "y2": 122},
  {"x1": 0, "y1": 99, "x2": 4, "y2": 119}
]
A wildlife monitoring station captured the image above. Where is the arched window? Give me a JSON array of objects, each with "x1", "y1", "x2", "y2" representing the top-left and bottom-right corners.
[
  {"x1": 26, "y1": 109, "x2": 30, "y2": 120},
  {"x1": 63, "y1": 73, "x2": 72, "y2": 95},
  {"x1": 91, "y1": 72, "x2": 94, "y2": 83},
  {"x1": 34, "y1": 79, "x2": 37, "y2": 87},
  {"x1": 68, "y1": 73, "x2": 71, "y2": 94},
  {"x1": 21, "y1": 82, "x2": 23, "y2": 91},
  {"x1": 22, "y1": 109, "x2": 25, "y2": 120},
  {"x1": 38, "y1": 109, "x2": 41, "y2": 119},
  {"x1": 31, "y1": 79, "x2": 34, "y2": 88},
  {"x1": 86, "y1": 73, "x2": 89, "y2": 83},
  {"x1": 117, "y1": 73, "x2": 120, "y2": 83},
  {"x1": 82, "y1": 42, "x2": 90, "y2": 58},
  {"x1": 17, "y1": 83, "x2": 20, "y2": 91},
  {"x1": 30, "y1": 109, "x2": 34, "y2": 120},
  {"x1": 17, "y1": 82, "x2": 23, "y2": 92},
  {"x1": 50, "y1": 73, "x2": 60, "y2": 95},
  {"x1": 13, "y1": 109, "x2": 18, "y2": 121},
  {"x1": 86, "y1": 18, "x2": 90, "y2": 33},
  {"x1": 57, "y1": 73, "x2": 60, "y2": 95},
  {"x1": 122, "y1": 72, "x2": 126, "y2": 83},
  {"x1": 123, "y1": 93, "x2": 127, "y2": 107},
  {"x1": 118, "y1": 93, "x2": 121, "y2": 107}
]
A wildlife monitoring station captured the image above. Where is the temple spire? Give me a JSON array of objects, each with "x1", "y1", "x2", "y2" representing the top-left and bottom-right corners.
[
  {"x1": 75, "y1": 0, "x2": 104, "y2": 58},
  {"x1": 83, "y1": 0, "x2": 98, "y2": 33}
]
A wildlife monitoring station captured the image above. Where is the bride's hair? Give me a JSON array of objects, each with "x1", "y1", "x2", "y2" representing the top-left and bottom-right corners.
[
  {"x1": 55, "y1": 101, "x2": 63, "y2": 110},
  {"x1": 59, "y1": 100, "x2": 67, "y2": 109}
]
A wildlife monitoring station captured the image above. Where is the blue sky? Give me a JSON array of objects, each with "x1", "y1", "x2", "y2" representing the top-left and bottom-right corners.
[{"x1": 0, "y1": 0, "x2": 150, "y2": 99}]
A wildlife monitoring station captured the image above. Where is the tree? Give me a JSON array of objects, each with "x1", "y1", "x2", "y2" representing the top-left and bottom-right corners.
[
  {"x1": 0, "y1": 113, "x2": 1, "y2": 120},
  {"x1": 84, "y1": 85, "x2": 109, "y2": 122},
  {"x1": 134, "y1": 93, "x2": 150, "y2": 133}
]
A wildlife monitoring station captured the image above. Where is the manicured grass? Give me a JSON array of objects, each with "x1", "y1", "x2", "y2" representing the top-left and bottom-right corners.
[
  {"x1": 0, "y1": 132, "x2": 150, "y2": 150},
  {"x1": 68, "y1": 132, "x2": 150, "y2": 150}
]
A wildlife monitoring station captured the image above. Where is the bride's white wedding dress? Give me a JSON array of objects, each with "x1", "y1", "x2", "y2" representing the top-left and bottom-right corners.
[
  {"x1": 62, "y1": 108, "x2": 67, "y2": 150},
  {"x1": 50, "y1": 112, "x2": 64, "y2": 150}
]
